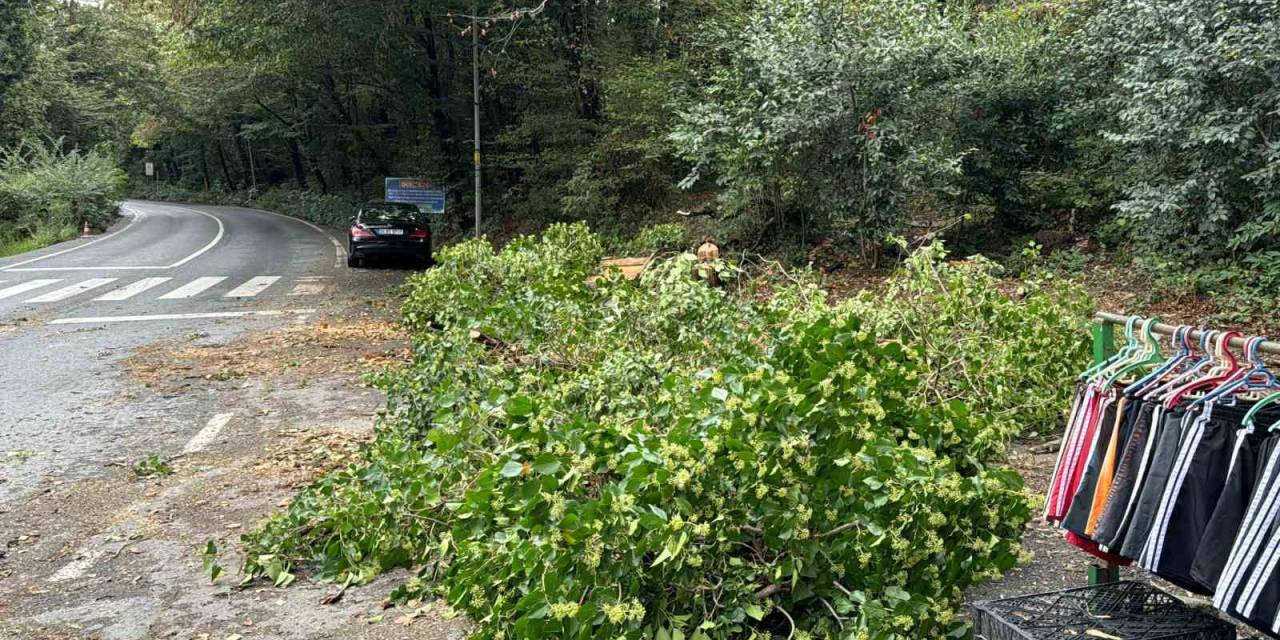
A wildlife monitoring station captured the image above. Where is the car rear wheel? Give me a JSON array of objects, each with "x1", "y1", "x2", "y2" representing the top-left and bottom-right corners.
[{"x1": 347, "y1": 253, "x2": 363, "y2": 268}]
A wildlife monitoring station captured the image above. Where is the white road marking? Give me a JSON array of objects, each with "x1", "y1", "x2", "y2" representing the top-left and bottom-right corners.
[
  {"x1": 224, "y1": 275, "x2": 280, "y2": 298},
  {"x1": 5, "y1": 266, "x2": 183, "y2": 271},
  {"x1": 0, "y1": 279, "x2": 61, "y2": 300},
  {"x1": 239, "y1": 204, "x2": 347, "y2": 268},
  {"x1": 288, "y1": 281, "x2": 327, "y2": 296},
  {"x1": 158, "y1": 276, "x2": 226, "y2": 299},
  {"x1": 164, "y1": 206, "x2": 225, "y2": 268},
  {"x1": 47, "y1": 309, "x2": 316, "y2": 325},
  {"x1": 94, "y1": 277, "x2": 172, "y2": 301},
  {"x1": 25, "y1": 278, "x2": 117, "y2": 303},
  {"x1": 1, "y1": 209, "x2": 144, "y2": 271},
  {"x1": 5, "y1": 204, "x2": 224, "y2": 272},
  {"x1": 183, "y1": 412, "x2": 234, "y2": 454},
  {"x1": 48, "y1": 549, "x2": 107, "y2": 583}
]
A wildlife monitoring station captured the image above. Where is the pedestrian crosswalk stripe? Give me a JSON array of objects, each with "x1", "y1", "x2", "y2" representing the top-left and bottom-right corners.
[
  {"x1": 159, "y1": 276, "x2": 226, "y2": 300},
  {"x1": 94, "y1": 277, "x2": 173, "y2": 301},
  {"x1": 0, "y1": 279, "x2": 62, "y2": 300},
  {"x1": 26, "y1": 278, "x2": 117, "y2": 303},
  {"x1": 225, "y1": 275, "x2": 280, "y2": 298},
  {"x1": 288, "y1": 281, "x2": 327, "y2": 296}
]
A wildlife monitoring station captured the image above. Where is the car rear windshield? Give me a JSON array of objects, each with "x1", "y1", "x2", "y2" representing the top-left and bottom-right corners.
[{"x1": 361, "y1": 204, "x2": 425, "y2": 223}]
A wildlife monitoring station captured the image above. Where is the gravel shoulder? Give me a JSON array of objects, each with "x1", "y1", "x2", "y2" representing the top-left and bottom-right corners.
[{"x1": 0, "y1": 271, "x2": 466, "y2": 640}]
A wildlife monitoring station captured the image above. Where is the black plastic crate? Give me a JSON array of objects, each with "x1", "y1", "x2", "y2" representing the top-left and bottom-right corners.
[{"x1": 971, "y1": 581, "x2": 1236, "y2": 640}]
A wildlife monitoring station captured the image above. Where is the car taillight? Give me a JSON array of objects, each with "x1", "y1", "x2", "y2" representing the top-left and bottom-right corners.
[
  {"x1": 350, "y1": 225, "x2": 375, "y2": 239},
  {"x1": 408, "y1": 228, "x2": 429, "y2": 239}
]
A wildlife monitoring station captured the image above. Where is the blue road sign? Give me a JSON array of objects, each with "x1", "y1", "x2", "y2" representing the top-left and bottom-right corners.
[{"x1": 385, "y1": 178, "x2": 446, "y2": 214}]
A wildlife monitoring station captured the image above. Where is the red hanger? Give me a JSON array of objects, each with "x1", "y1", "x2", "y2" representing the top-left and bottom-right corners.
[{"x1": 1165, "y1": 330, "x2": 1243, "y2": 408}]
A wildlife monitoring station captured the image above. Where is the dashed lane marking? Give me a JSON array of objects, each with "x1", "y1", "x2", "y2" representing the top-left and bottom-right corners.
[
  {"x1": 224, "y1": 275, "x2": 279, "y2": 298},
  {"x1": 47, "y1": 309, "x2": 317, "y2": 325},
  {"x1": 157, "y1": 276, "x2": 226, "y2": 299},
  {"x1": 48, "y1": 549, "x2": 108, "y2": 583},
  {"x1": 288, "y1": 281, "x2": 327, "y2": 296},
  {"x1": 25, "y1": 278, "x2": 117, "y2": 303},
  {"x1": 183, "y1": 412, "x2": 234, "y2": 454},
  {"x1": 0, "y1": 279, "x2": 61, "y2": 300},
  {"x1": 94, "y1": 277, "x2": 172, "y2": 301}
]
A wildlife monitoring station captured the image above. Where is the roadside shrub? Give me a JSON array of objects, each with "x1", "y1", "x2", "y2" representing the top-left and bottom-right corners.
[
  {"x1": 0, "y1": 138, "x2": 123, "y2": 241},
  {"x1": 609, "y1": 222, "x2": 688, "y2": 256},
  {"x1": 235, "y1": 226, "x2": 1079, "y2": 639},
  {"x1": 1066, "y1": 0, "x2": 1280, "y2": 260},
  {"x1": 128, "y1": 183, "x2": 360, "y2": 230}
]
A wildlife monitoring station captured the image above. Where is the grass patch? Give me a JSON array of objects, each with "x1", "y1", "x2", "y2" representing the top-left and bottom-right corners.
[{"x1": 0, "y1": 225, "x2": 77, "y2": 258}]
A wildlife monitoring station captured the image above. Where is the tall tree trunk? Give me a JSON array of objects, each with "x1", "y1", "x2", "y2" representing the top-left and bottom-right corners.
[
  {"x1": 199, "y1": 141, "x2": 211, "y2": 190},
  {"x1": 406, "y1": 8, "x2": 452, "y2": 153},
  {"x1": 215, "y1": 140, "x2": 236, "y2": 190},
  {"x1": 563, "y1": 1, "x2": 602, "y2": 120},
  {"x1": 286, "y1": 138, "x2": 308, "y2": 189},
  {"x1": 319, "y1": 71, "x2": 391, "y2": 178}
]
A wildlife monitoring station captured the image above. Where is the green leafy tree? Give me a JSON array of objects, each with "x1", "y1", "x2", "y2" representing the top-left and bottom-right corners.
[{"x1": 1069, "y1": 0, "x2": 1280, "y2": 259}]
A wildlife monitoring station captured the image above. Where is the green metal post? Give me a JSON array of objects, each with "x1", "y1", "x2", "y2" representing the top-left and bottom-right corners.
[{"x1": 1092, "y1": 321, "x2": 1116, "y2": 366}]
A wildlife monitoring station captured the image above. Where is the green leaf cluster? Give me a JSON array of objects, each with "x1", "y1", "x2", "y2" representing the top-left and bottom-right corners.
[{"x1": 237, "y1": 225, "x2": 1093, "y2": 639}]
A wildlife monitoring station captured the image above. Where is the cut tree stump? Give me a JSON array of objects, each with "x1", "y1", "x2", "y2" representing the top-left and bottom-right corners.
[{"x1": 589, "y1": 257, "x2": 652, "y2": 284}]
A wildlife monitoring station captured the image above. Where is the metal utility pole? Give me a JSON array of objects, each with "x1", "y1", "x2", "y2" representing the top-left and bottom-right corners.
[{"x1": 472, "y1": 3, "x2": 482, "y2": 236}]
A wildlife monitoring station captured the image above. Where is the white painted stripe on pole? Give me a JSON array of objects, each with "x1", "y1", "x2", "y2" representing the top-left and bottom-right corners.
[
  {"x1": 288, "y1": 281, "x2": 326, "y2": 296},
  {"x1": 224, "y1": 275, "x2": 280, "y2": 298},
  {"x1": 158, "y1": 276, "x2": 226, "y2": 299},
  {"x1": 25, "y1": 278, "x2": 117, "y2": 303},
  {"x1": 183, "y1": 412, "x2": 234, "y2": 454},
  {"x1": 47, "y1": 309, "x2": 316, "y2": 325},
  {"x1": 94, "y1": 277, "x2": 172, "y2": 301},
  {"x1": 0, "y1": 279, "x2": 61, "y2": 300}
]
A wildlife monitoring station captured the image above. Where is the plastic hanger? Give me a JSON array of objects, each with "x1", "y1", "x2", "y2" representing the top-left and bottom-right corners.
[
  {"x1": 1142, "y1": 329, "x2": 1219, "y2": 399},
  {"x1": 1194, "y1": 337, "x2": 1277, "y2": 407},
  {"x1": 1245, "y1": 389, "x2": 1280, "y2": 433},
  {"x1": 1165, "y1": 330, "x2": 1243, "y2": 408},
  {"x1": 1102, "y1": 317, "x2": 1165, "y2": 387},
  {"x1": 1092, "y1": 317, "x2": 1152, "y2": 384},
  {"x1": 1081, "y1": 316, "x2": 1141, "y2": 381},
  {"x1": 1127, "y1": 325, "x2": 1195, "y2": 394}
]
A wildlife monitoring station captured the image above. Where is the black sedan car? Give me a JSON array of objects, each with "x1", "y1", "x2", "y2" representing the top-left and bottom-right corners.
[{"x1": 347, "y1": 202, "x2": 433, "y2": 268}]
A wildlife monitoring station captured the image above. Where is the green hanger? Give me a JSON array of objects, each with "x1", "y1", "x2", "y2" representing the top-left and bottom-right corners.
[
  {"x1": 1081, "y1": 316, "x2": 1141, "y2": 381},
  {"x1": 1102, "y1": 317, "x2": 1164, "y2": 387},
  {"x1": 1244, "y1": 390, "x2": 1280, "y2": 432}
]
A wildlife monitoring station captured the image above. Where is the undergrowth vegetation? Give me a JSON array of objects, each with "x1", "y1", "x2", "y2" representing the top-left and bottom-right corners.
[
  {"x1": 237, "y1": 225, "x2": 1090, "y2": 639},
  {"x1": 129, "y1": 182, "x2": 360, "y2": 230},
  {"x1": 0, "y1": 138, "x2": 123, "y2": 251}
]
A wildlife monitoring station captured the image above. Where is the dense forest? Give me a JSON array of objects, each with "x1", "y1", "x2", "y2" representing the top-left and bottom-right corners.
[{"x1": 2, "y1": 0, "x2": 1279, "y2": 300}]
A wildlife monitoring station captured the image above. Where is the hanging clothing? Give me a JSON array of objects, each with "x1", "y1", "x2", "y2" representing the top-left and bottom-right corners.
[
  {"x1": 1045, "y1": 338, "x2": 1280, "y2": 639},
  {"x1": 1191, "y1": 430, "x2": 1277, "y2": 590},
  {"x1": 1092, "y1": 400, "x2": 1159, "y2": 550}
]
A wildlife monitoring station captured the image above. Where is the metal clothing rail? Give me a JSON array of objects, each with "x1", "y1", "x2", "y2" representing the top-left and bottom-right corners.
[
  {"x1": 1085, "y1": 312, "x2": 1279, "y2": 587},
  {"x1": 1094, "y1": 311, "x2": 1280, "y2": 357}
]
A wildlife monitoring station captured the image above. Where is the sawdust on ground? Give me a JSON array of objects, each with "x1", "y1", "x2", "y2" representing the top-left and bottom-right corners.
[{"x1": 123, "y1": 318, "x2": 410, "y2": 391}]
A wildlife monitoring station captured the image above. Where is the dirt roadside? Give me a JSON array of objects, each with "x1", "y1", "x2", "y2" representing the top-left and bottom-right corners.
[{"x1": 0, "y1": 301, "x2": 465, "y2": 640}]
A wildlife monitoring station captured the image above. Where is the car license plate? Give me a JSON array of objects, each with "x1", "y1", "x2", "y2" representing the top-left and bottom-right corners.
[{"x1": 377, "y1": 228, "x2": 404, "y2": 236}]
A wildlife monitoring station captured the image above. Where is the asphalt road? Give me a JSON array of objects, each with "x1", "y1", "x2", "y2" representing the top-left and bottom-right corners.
[
  {"x1": 0, "y1": 201, "x2": 462, "y2": 640},
  {"x1": 0, "y1": 200, "x2": 348, "y2": 504}
]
